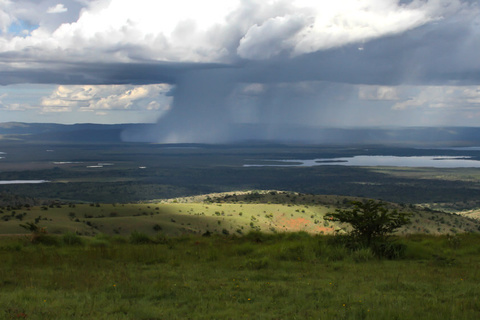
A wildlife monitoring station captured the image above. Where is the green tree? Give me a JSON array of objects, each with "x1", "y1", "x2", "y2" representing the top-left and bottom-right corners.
[{"x1": 325, "y1": 200, "x2": 411, "y2": 246}]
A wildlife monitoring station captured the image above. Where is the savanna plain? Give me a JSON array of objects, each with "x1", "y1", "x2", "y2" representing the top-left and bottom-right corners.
[{"x1": 1, "y1": 133, "x2": 480, "y2": 319}]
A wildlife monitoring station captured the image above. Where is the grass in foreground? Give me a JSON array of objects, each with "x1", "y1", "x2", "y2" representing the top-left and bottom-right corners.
[{"x1": 1, "y1": 232, "x2": 480, "y2": 319}]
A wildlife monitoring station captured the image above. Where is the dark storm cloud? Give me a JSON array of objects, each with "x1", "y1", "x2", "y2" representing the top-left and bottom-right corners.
[
  {"x1": 1, "y1": 0, "x2": 480, "y2": 141},
  {"x1": 0, "y1": 61, "x2": 230, "y2": 86},
  {"x1": 239, "y1": 15, "x2": 480, "y2": 86},
  {"x1": 2, "y1": 6, "x2": 479, "y2": 88}
]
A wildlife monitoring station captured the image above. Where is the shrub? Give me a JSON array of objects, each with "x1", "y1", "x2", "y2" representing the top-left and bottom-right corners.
[
  {"x1": 325, "y1": 200, "x2": 411, "y2": 258},
  {"x1": 129, "y1": 231, "x2": 152, "y2": 244},
  {"x1": 35, "y1": 234, "x2": 60, "y2": 246},
  {"x1": 284, "y1": 231, "x2": 311, "y2": 241},
  {"x1": 244, "y1": 231, "x2": 273, "y2": 243},
  {"x1": 371, "y1": 240, "x2": 406, "y2": 259},
  {"x1": 325, "y1": 200, "x2": 411, "y2": 246},
  {"x1": 62, "y1": 232, "x2": 84, "y2": 246}
]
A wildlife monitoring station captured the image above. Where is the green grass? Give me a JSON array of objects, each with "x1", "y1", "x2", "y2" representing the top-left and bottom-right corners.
[
  {"x1": 1, "y1": 233, "x2": 480, "y2": 319},
  {"x1": 2, "y1": 194, "x2": 480, "y2": 238}
]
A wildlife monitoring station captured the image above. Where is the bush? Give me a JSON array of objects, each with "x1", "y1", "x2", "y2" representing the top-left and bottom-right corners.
[
  {"x1": 326, "y1": 234, "x2": 406, "y2": 259},
  {"x1": 129, "y1": 231, "x2": 152, "y2": 244},
  {"x1": 325, "y1": 200, "x2": 411, "y2": 259},
  {"x1": 62, "y1": 232, "x2": 84, "y2": 246},
  {"x1": 284, "y1": 231, "x2": 311, "y2": 241},
  {"x1": 35, "y1": 234, "x2": 60, "y2": 246},
  {"x1": 244, "y1": 230, "x2": 274, "y2": 243},
  {"x1": 371, "y1": 240, "x2": 406, "y2": 259},
  {"x1": 325, "y1": 200, "x2": 411, "y2": 246}
]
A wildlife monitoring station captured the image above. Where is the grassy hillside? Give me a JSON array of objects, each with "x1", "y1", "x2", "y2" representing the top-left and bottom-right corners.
[
  {"x1": 1, "y1": 191, "x2": 479, "y2": 237},
  {"x1": 1, "y1": 191, "x2": 480, "y2": 319},
  {"x1": 1, "y1": 233, "x2": 480, "y2": 319}
]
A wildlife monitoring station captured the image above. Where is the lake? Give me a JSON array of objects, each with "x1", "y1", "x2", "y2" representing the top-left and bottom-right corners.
[
  {"x1": 244, "y1": 155, "x2": 480, "y2": 168},
  {"x1": 0, "y1": 180, "x2": 49, "y2": 185}
]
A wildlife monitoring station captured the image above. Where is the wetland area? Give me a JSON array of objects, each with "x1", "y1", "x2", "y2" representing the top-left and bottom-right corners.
[{"x1": 2, "y1": 139, "x2": 480, "y2": 212}]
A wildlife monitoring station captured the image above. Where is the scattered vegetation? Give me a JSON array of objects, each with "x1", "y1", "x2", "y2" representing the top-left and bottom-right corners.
[{"x1": 0, "y1": 193, "x2": 478, "y2": 239}]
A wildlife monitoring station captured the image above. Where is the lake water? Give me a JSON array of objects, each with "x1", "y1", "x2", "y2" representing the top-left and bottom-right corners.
[
  {"x1": 430, "y1": 147, "x2": 480, "y2": 151},
  {"x1": 53, "y1": 161, "x2": 83, "y2": 165},
  {"x1": 244, "y1": 155, "x2": 480, "y2": 168},
  {"x1": 87, "y1": 163, "x2": 114, "y2": 168},
  {"x1": 0, "y1": 180, "x2": 49, "y2": 185}
]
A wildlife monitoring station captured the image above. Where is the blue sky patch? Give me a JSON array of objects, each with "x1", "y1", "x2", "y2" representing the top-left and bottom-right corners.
[{"x1": 7, "y1": 20, "x2": 38, "y2": 37}]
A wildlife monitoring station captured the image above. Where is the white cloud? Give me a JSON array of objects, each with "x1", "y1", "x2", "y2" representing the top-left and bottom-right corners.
[
  {"x1": 238, "y1": 0, "x2": 459, "y2": 59},
  {"x1": 40, "y1": 84, "x2": 173, "y2": 115},
  {"x1": 47, "y1": 4, "x2": 68, "y2": 14},
  {"x1": 242, "y1": 83, "x2": 265, "y2": 94},
  {"x1": 0, "y1": 89, "x2": 36, "y2": 111},
  {"x1": 0, "y1": 0, "x2": 14, "y2": 33},
  {"x1": 461, "y1": 87, "x2": 480, "y2": 104},
  {"x1": 0, "y1": 102, "x2": 32, "y2": 111},
  {"x1": 392, "y1": 86, "x2": 480, "y2": 111},
  {"x1": 0, "y1": 0, "x2": 464, "y2": 63},
  {"x1": 359, "y1": 86, "x2": 399, "y2": 101},
  {"x1": 237, "y1": 14, "x2": 307, "y2": 60}
]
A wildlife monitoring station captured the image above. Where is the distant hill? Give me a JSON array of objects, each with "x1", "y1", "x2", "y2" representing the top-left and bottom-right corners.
[
  {"x1": 0, "y1": 122, "x2": 150, "y2": 143},
  {"x1": 2, "y1": 122, "x2": 480, "y2": 146},
  {"x1": 1, "y1": 191, "x2": 479, "y2": 237}
]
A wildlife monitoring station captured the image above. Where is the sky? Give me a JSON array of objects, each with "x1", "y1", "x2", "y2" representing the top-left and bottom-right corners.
[{"x1": 0, "y1": 0, "x2": 480, "y2": 142}]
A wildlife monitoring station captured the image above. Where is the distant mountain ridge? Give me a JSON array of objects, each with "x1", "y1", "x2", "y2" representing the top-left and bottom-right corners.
[
  {"x1": 2, "y1": 122, "x2": 480, "y2": 146},
  {"x1": 0, "y1": 122, "x2": 150, "y2": 143},
  {"x1": 0, "y1": 122, "x2": 144, "y2": 134}
]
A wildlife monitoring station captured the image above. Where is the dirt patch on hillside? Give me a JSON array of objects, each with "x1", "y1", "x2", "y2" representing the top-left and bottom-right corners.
[{"x1": 285, "y1": 217, "x2": 310, "y2": 230}]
